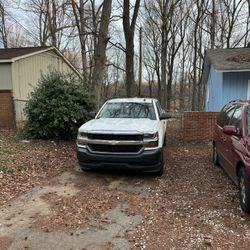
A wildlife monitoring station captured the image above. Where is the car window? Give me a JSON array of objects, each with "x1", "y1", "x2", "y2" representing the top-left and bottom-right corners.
[
  {"x1": 229, "y1": 105, "x2": 242, "y2": 129},
  {"x1": 246, "y1": 106, "x2": 250, "y2": 136},
  {"x1": 217, "y1": 104, "x2": 236, "y2": 127},
  {"x1": 97, "y1": 102, "x2": 156, "y2": 120}
]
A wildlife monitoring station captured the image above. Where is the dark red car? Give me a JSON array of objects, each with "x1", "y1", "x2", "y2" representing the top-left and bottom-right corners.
[{"x1": 213, "y1": 100, "x2": 250, "y2": 212}]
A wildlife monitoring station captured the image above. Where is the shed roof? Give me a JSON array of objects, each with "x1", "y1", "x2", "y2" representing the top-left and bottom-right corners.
[
  {"x1": 0, "y1": 46, "x2": 82, "y2": 78},
  {"x1": 207, "y1": 47, "x2": 250, "y2": 71},
  {"x1": 0, "y1": 46, "x2": 49, "y2": 60}
]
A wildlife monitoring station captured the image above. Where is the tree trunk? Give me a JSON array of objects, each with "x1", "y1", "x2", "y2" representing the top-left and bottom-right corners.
[
  {"x1": 125, "y1": 34, "x2": 135, "y2": 97},
  {"x1": 71, "y1": 0, "x2": 87, "y2": 73},
  {"x1": 138, "y1": 27, "x2": 142, "y2": 97},
  {"x1": 180, "y1": 57, "x2": 185, "y2": 111},
  {"x1": 91, "y1": 0, "x2": 112, "y2": 108},
  {"x1": 46, "y1": 0, "x2": 57, "y2": 47},
  {"x1": 161, "y1": 28, "x2": 167, "y2": 108},
  {"x1": 123, "y1": 0, "x2": 140, "y2": 97},
  {"x1": 210, "y1": 0, "x2": 216, "y2": 49},
  {"x1": 0, "y1": 1, "x2": 8, "y2": 48}
]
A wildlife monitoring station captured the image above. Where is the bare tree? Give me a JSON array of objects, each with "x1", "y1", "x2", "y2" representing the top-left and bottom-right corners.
[
  {"x1": 22, "y1": 0, "x2": 72, "y2": 48},
  {"x1": 91, "y1": 0, "x2": 112, "y2": 108},
  {"x1": 158, "y1": 0, "x2": 169, "y2": 108},
  {"x1": 4, "y1": 0, "x2": 250, "y2": 110},
  {"x1": 122, "y1": 0, "x2": 140, "y2": 97},
  {"x1": 189, "y1": 0, "x2": 209, "y2": 110},
  {"x1": 165, "y1": 0, "x2": 186, "y2": 109},
  {"x1": 0, "y1": 0, "x2": 8, "y2": 48},
  {"x1": 143, "y1": 0, "x2": 162, "y2": 102},
  {"x1": 71, "y1": 0, "x2": 88, "y2": 73}
]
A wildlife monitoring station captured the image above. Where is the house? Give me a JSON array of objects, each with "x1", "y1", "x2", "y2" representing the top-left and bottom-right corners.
[
  {"x1": 0, "y1": 46, "x2": 82, "y2": 129},
  {"x1": 203, "y1": 47, "x2": 250, "y2": 111}
]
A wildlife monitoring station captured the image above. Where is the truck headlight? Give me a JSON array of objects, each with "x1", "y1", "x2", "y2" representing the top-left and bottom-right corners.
[
  {"x1": 144, "y1": 132, "x2": 158, "y2": 148},
  {"x1": 144, "y1": 132, "x2": 158, "y2": 140},
  {"x1": 78, "y1": 132, "x2": 88, "y2": 138},
  {"x1": 77, "y1": 132, "x2": 88, "y2": 147}
]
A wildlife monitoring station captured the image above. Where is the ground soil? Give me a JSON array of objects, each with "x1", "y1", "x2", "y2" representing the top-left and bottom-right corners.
[{"x1": 1, "y1": 120, "x2": 250, "y2": 249}]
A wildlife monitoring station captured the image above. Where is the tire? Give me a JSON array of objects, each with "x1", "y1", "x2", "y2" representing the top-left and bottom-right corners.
[
  {"x1": 145, "y1": 150, "x2": 164, "y2": 176},
  {"x1": 238, "y1": 168, "x2": 250, "y2": 213},
  {"x1": 163, "y1": 133, "x2": 166, "y2": 147},
  {"x1": 156, "y1": 163, "x2": 163, "y2": 176},
  {"x1": 79, "y1": 164, "x2": 92, "y2": 172},
  {"x1": 156, "y1": 151, "x2": 164, "y2": 176},
  {"x1": 213, "y1": 144, "x2": 220, "y2": 166}
]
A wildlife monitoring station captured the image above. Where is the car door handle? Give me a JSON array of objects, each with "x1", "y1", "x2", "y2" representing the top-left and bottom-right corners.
[{"x1": 221, "y1": 136, "x2": 227, "y2": 142}]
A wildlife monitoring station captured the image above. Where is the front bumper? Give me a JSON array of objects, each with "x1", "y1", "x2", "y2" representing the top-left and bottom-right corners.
[{"x1": 77, "y1": 146, "x2": 162, "y2": 172}]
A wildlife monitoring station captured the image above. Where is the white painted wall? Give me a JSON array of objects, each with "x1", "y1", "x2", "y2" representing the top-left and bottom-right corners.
[{"x1": 11, "y1": 51, "x2": 79, "y2": 121}]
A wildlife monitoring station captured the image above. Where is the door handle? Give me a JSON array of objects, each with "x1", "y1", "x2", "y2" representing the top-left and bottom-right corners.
[{"x1": 221, "y1": 136, "x2": 227, "y2": 142}]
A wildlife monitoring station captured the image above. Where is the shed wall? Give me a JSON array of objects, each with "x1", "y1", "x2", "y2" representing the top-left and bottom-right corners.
[
  {"x1": 205, "y1": 65, "x2": 223, "y2": 111},
  {"x1": 223, "y1": 71, "x2": 250, "y2": 104},
  {"x1": 11, "y1": 51, "x2": 78, "y2": 121},
  {"x1": 0, "y1": 90, "x2": 15, "y2": 129}
]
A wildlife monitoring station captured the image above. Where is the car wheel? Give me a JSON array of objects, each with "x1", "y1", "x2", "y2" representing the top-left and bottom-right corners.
[
  {"x1": 239, "y1": 168, "x2": 250, "y2": 213},
  {"x1": 213, "y1": 144, "x2": 220, "y2": 166}
]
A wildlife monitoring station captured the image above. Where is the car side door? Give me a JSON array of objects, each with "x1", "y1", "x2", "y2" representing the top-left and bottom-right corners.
[
  {"x1": 216, "y1": 104, "x2": 236, "y2": 167},
  {"x1": 225, "y1": 105, "x2": 243, "y2": 180}
]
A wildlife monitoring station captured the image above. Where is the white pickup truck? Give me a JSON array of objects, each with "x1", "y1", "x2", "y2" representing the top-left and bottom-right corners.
[{"x1": 76, "y1": 98, "x2": 170, "y2": 175}]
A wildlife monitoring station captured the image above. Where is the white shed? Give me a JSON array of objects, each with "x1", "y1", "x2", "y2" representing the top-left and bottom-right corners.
[{"x1": 0, "y1": 46, "x2": 81, "y2": 128}]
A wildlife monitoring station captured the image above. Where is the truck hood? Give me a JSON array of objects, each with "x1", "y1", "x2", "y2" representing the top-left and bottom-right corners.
[{"x1": 79, "y1": 118, "x2": 158, "y2": 134}]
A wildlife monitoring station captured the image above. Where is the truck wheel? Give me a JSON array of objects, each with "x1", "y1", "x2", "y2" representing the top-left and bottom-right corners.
[
  {"x1": 163, "y1": 133, "x2": 166, "y2": 147},
  {"x1": 80, "y1": 164, "x2": 92, "y2": 172},
  {"x1": 239, "y1": 168, "x2": 250, "y2": 213},
  {"x1": 213, "y1": 144, "x2": 220, "y2": 167},
  {"x1": 156, "y1": 151, "x2": 164, "y2": 176},
  {"x1": 156, "y1": 163, "x2": 163, "y2": 176}
]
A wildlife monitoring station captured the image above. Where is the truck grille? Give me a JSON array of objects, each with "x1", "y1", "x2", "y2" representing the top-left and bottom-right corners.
[
  {"x1": 88, "y1": 144, "x2": 143, "y2": 153},
  {"x1": 87, "y1": 133, "x2": 143, "y2": 141}
]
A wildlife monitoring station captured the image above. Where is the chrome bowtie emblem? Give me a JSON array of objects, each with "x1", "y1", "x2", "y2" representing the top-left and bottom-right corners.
[{"x1": 111, "y1": 140, "x2": 119, "y2": 145}]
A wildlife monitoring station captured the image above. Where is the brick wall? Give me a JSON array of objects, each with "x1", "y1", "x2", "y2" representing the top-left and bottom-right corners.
[
  {"x1": 183, "y1": 112, "x2": 219, "y2": 141},
  {"x1": 0, "y1": 90, "x2": 15, "y2": 129}
]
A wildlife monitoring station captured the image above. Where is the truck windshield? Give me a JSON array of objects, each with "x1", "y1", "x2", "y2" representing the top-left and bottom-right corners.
[{"x1": 97, "y1": 102, "x2": 156, "y2": 120}]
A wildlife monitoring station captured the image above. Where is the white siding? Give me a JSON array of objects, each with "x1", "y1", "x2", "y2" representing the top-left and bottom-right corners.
[
  {"x1": 0, "y1": 63, "x2": 12, "y2": 90},
  {"x1": 11, "y1": 51, "x2": 78, "y2": 121}
]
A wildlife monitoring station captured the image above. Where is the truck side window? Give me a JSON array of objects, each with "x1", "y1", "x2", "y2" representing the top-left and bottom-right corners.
[{"x1": 155, "y1": 101, "x2": 162, "y2": 118}]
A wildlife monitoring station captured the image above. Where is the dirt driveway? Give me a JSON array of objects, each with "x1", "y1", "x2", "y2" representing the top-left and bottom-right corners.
[{"x1": 1, "y1": 122, "x2": 250, "y2": 249}]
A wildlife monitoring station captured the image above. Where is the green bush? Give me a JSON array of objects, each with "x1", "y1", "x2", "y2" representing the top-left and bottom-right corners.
[{"x1": 24, "y1": 71, "x2": 94, "y2": 140}]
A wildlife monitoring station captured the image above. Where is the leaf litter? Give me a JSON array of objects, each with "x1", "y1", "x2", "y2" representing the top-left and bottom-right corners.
[{"x1": 2, "y1": 121, "x2": 250, "y2": 249}]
